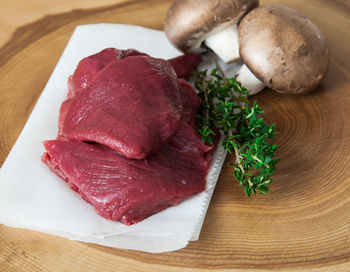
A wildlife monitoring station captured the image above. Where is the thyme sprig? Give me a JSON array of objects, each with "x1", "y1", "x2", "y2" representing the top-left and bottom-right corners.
[{"x1": 195, "y1": 68, "x2": 279, "y2": 197}]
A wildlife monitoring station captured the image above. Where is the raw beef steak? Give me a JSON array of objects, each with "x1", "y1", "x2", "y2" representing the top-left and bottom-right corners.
[
  {"x1": 68, "y1": 49, "x2": 201, "y2": 99},
  {"x1": 42, "y1": 122, "x2": 212, "y2": 225},
  {"x1": 68, "y1": 48, "x2": 144, "y2": 98},
  {"x1": 177, "y1": 78, "x2": 201, "y2": 129},
  {"x1": 59, "y1": 55, "x2": 183, "y2": 159},
  {"x1": 168, "y1": 54, "x2": 202, "y2": 79}
]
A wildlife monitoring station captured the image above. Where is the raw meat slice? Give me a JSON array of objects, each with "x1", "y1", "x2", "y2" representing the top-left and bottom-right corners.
[
  {"x1": 68, "y1": 48, "x2": 145, "y2": 98},
  {"x1": 178, "y1": 78, "x2": 201, "y2": 129},
  {"x1": 168, "y1": 54, "x2": 202, "y2": 79},
  {"x1": 60, "y1": 55, "x2": 183, "y2": 159},
  {"x1": 68, "y1": 50, "x2": 201, "y2": 99},
  {"x1": 42, "y1": 122, "x2": 212, "y2": 225}
]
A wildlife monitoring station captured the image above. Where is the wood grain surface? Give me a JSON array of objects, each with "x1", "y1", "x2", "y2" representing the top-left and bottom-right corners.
[{"x1": 1, "y1": 0, "x2": 350, "y2": 271}]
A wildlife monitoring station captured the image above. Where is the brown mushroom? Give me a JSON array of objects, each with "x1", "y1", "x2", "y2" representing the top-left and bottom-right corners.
[
  {"x1": 164, "y1": 0, "x2": 259, "y2": 63},
  {"x1": 236, "y1": 5, "x2": 330, "y2": 95}
]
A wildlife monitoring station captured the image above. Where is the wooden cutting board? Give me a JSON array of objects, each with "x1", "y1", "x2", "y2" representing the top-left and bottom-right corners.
[{"x1": 1, "y1": 0, "x2": 350, "y2": 271}]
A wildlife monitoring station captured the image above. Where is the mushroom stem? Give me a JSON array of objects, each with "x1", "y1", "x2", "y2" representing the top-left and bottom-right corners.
[
  {"x1": 235, "y1": 64, "x2": 265, "y2": 95},
  {"x1": 204, "y1": 24, "x2": 240, "y2": 64}
]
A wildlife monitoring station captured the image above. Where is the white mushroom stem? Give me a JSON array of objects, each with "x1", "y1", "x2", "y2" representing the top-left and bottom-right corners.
[
  {"x1": 204, "y1": 24, "x2": 240, "y2": 64},
  {"x1": 235, "y1": 64, "x2": 265, "y2": 95}
]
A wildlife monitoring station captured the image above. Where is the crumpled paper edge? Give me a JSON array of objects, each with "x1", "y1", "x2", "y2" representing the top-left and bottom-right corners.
[{"x1": 190, "y1": 137, "x2": 227, "y2": 241}]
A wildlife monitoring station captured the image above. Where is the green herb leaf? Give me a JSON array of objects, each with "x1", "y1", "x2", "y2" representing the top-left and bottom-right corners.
[{"x1": 195, "y1": 68, "x2": 279, "y2": 197}]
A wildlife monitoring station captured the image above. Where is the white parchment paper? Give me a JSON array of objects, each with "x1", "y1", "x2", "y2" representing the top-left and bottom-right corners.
[{"x1": 0, "y1": 24, "x2": 227, "y2": 253}]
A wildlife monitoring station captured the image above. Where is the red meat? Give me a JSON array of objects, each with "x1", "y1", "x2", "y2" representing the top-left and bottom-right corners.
[
  {"x1": 168, "y1": 54, "x2": 202, "y2": 79},
  {"x1": 59, "y1": 55, "x2": 183, "y2": 159},
  {"x1": 177, "y1": 78, "x2": 201, "y2": 129},
  {"x1": 42, "y1": 49, "x2": 210, "y2": 225},
  {"x1": 68, "y1": 48, "x2": 144, "y2": 98},
  {"x1": 68, "y1": 50, "x2": 202, "y2": 99},
  {"x1": 42, "y1": 122, "x2": 211, "y2": 225}
]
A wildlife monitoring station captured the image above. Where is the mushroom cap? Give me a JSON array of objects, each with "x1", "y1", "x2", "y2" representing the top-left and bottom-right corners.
[
  {"x1": 164, "y1": 0, "x2": 259, "y2": 54},
  {"x1": 238, "y1": 5, "x2": 330, "y2": 94}
]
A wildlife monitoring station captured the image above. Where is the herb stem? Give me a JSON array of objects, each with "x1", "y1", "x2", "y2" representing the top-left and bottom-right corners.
[{"x1": 202, "y1": 74, "x2": 210, "y2": 124}]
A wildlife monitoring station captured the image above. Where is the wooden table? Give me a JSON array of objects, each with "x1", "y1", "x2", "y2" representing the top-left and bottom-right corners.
[{"x1": 1, "y1": 0, "x2": 350, "y2": 271}]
